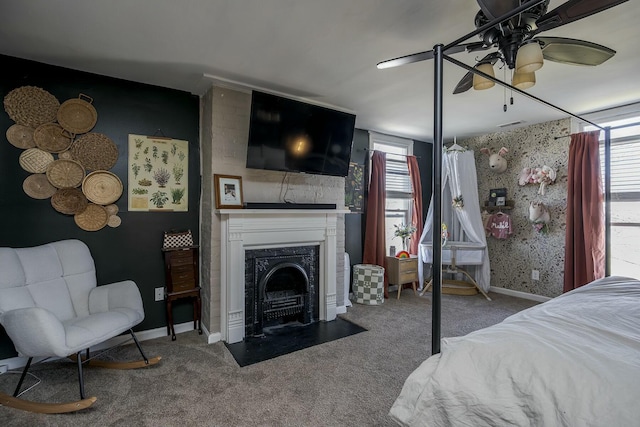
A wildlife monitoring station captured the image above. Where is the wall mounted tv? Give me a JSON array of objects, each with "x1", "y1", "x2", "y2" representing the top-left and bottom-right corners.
[{"x1": 246, "y1": 90, "x2": 356, "y2": 177}]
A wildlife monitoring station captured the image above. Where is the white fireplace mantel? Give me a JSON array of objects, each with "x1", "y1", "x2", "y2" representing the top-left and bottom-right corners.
[{"x1": 218, "y1": 209, "x2": 347, "y2": 343}]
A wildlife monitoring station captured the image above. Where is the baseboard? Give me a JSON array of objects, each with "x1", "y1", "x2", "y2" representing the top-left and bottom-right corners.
[
  {"x1": 0, "y1": 321, "x2": 208, "y2": 371},
  {"x1": 336, "y1": 304, "x2": 349, "y2": 314},
  {"x1": 489, "y1": 286, "x2": 551, "y2": 303}
]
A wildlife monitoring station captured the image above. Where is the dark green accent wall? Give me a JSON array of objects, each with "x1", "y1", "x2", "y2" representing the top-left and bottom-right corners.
[{"x1": 0, "y1": 55, "x2": 200, "y2": 358}]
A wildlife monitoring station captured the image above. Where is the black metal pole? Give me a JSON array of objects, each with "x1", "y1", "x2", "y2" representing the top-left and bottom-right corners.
[
  {"x1": 432, "y1": 44, "x2": 444, "y2": 355},
  {"x1": 604, "y1": 127, "x2": 611, "y2": 276}
]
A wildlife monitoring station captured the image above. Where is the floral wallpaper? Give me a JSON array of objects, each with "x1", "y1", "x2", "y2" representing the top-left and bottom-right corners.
[{"x1": 462, "y1": 118, "x2": 571, "y2": 298}]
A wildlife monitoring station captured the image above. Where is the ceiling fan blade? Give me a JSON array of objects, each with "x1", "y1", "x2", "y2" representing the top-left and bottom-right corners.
[
  {"x1": 452, "y1": 53, "x2": 501, "y2": 94},
  {"x1": 476, "y1": 0, "x2": 520, "y2": 20},
  {"x1": 536, "y1": 36, "x2": 616, "y2": 66},
  {"x1": 377, "y1": 44, "x2": 476, "y2": 69},
  {"x1": 535, "y1": 0, "x2": 628, "y2": 33},
  {"x1": 453, "y1": 71, "x2": 475, "y2": 94}
]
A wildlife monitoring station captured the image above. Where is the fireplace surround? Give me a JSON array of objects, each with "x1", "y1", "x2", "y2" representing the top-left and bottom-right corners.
[{"x1": 218, "y1": 209, "x2": 344, "y2": 343}]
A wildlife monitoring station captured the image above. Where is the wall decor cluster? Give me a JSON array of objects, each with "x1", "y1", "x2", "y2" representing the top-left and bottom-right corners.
[
  {"x1": 3, "y1": 86, "x2": 122, "y2": 231},
  {"x1": 127, "y1": 134, "x2": 189, "y2": 211}
]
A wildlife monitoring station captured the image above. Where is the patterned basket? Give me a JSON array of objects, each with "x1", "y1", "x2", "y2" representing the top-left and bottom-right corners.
[
  {"x1": 33, "y1": 123, "x2": 73, "y2": 153},
  {"x1": 74, "y1": 203, "x2": 108, "y2": 232},
  {"x1": 3, "y1": 86, "x2": 60, "y2": 128},
  {"x1": 46, "y1": 159, "x2": 86, "y2": 189},
  {"x1": 352, "y1": 264, "x2": 385, "y2": 305},
  {"x1": 70, "y1": 132, "x2": 118, "y2": 171},
  {"x1": 19, "y1": 148, "x2": 54, "y2": 173},
  {"x1": 51, "y1": 188, "x2": 89, "y2": 215}
]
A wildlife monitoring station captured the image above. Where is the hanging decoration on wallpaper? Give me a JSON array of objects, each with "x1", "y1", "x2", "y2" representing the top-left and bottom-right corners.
[
  {"x1": 128, "y1": 134, "x2": 188, "y2": 212},
  {"x1": 345, "y1": 162, "x2": 364, "y2": 213},
  {"x1": 3, "y1": 86, "x2": 123, "y2": 232}
]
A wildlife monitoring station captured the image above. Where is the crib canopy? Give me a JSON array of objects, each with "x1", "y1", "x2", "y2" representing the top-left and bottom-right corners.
[{"x1": 418, "y1": 145, "x2": 490, "y2": 291}]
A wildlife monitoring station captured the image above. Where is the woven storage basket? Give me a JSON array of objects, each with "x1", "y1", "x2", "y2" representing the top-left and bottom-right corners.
[
  {"x1": 33, "y1": 123, "x2": 73, "y2": 153},
  {"x1": 6, "y1": 124, "x2": 36, "y2": 149},
  {"x1": 46, "y1": 159, "x2": 86, "y2": 189},
  {"x1": 74, "y1": 203, "x2": 108, "y2": 231},
  {"x1": 51, "y1": 188, "x2": 89, "y2": 215},
  {"x1": 57, "y1": 94, "x2": 97, "y2": 134},
  {"x1": 82, "y1": 170, "x2": 123, "y2": 205},
  {"x1": 22, "y1": 174, "x2": 57, "y2": 199},
  {"x1": 3, "y1": 86, "x2": 60, "y2": 128},
  {"x1": 352, "y1": 264, "x2": 385, "y2": 305},
  {"x1": 70, "y1": 133, "x2": 118, "y2": 171},
  {"x1": 19, "y1": 148, "x2": 54, "y2": 173}
]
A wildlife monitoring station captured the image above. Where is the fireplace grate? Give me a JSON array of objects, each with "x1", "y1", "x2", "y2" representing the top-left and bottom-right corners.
[{"x1": 263, "y1": 294, "x2": 304, "y2": 321}]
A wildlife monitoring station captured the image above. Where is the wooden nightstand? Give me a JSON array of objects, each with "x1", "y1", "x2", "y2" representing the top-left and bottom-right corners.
[
  {"x1": 162, "y1": 246, "x2": 202, "y2": 340},
  {"x1": 386, "y1": 256, "x2": 419, "y2": 299}
]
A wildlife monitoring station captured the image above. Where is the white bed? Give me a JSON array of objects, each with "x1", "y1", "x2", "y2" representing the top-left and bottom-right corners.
[{"x1": 389, "y1": 276, "x2": 640, "y2": 426}]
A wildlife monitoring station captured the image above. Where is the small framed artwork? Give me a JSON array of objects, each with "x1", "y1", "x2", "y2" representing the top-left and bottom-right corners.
[
  {"x1": 214, "y1": 174, "x2": 244, "y2": 209},
  {"x1": 496, "y1": 196, "x2": 506, "y2": 206}
]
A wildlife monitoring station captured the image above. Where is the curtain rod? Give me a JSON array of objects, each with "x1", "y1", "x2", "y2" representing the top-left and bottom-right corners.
[
  {"x1": 363, "y1": 148, "x2": 420, "y2": 159},
  {"x1": 554, "y1": 120, "x2": 640, "y2": 139}
]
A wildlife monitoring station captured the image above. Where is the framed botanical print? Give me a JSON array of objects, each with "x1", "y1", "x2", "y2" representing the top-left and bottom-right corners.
[{"x1": 214, "y1": 174, "x2": 244, "y2": 209}]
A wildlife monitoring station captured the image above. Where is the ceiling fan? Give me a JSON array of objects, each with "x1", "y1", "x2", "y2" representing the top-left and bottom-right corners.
[{"x1": 377, "y1": 0, "x2": 628, "y2": 93}]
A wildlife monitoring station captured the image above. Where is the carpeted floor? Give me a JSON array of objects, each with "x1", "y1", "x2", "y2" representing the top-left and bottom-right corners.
[{"x1": 0, "y1": 290, "x2": 538, "y2": 426}]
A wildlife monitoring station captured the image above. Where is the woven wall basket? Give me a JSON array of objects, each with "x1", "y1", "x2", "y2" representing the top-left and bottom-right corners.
[
  {"x1": 57, "y1": 94, "x2": 97, "y2": 134},
  {"x1": 51, "y1": 187, "x2": 89, "y2": 215},
  {"x1": 22, "y1": 174, "x2": 57, "y2": 199},
  {"x1": 19, "y1": 148, "x2": 54, "y2": 173},
  {"x1": 3, "y1": 86, "x2": 60, "y2": 128},
  {"x1": 82, "y1": 170, "x2": 123, "y2": 205},
  {"x1": 33, "y1": 123, "x2": 73, "y2": 153},
  {"x1": 6, "y1": 124, "x2": 36, "y2": 149},
  {"x1": 74, "y1": 203, "x2": 108, "y2": 232},
  {"x1": 70, "y1": 133, "x2": 118, "y2": 171},
  {"x1": 46, "y1": 159, "x2": 86, "y2": 189}
]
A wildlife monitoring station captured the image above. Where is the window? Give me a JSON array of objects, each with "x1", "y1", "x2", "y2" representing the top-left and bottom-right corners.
[
  {"x1": 581, "y1": 105, "x2": 640, "y2": 279},
  {"x1": 369, "y1": 132, "x2": 414, "y2": 255}
]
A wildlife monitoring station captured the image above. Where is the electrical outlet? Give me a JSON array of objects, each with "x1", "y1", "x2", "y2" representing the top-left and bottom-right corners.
[
  {"x1": 154, "y1": 287, "x2": 165, "y2": 301},
  {"x1": 531, "y1": 270, "x2": 540, "y2": 281}
]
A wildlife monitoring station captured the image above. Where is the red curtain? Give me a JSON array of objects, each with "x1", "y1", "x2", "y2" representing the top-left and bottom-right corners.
[
  {"x1": 407, "y1": 155, "x2": 423, "y2": 255},
  {"x1": 563, "y1": 130, "x2": 605, "y2": 293},
  {"x1": 363, "y1": 151, "x2": 388, "y2": 296}
]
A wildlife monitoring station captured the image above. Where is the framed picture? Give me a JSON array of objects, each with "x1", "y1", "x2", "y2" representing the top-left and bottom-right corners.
[{"x1": 214, "y1": 174, "x2": 244, "y2": 209}]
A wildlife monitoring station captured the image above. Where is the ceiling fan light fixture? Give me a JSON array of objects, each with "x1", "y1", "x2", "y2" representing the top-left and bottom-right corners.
[
  {"x1": 516, "y1": 40, "x2": 543, "y2": 74},
  {"x1": 473, "y1": 63, "x2": 495, "y2": 90},
  {"x1": 512, "y1": 71, "x2": 536, "y2": 90}
]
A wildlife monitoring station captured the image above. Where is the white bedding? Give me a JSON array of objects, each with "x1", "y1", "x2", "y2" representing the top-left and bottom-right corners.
[{"x1": 389, "y1": 276, "x2": 640, "y2": 426}]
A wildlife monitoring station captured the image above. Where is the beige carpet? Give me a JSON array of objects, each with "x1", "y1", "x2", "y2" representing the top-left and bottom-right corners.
[{"x1": 0, "y1": 291, "x2": 538, "y2": 426}]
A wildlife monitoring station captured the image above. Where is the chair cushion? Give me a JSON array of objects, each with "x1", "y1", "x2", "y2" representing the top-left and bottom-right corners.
[{"x1": 63, "y1": 309, "x2": 144, "y2": 352}]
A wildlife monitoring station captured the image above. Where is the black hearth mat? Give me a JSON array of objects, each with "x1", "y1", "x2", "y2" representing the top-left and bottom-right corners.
[{"x1": 224, "y1": 317, "x2": 367, "y2": 367}]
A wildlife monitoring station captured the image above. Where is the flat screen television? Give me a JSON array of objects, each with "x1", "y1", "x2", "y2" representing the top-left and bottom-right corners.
[{"x1": 246, "y1": 90, "x2": 356, "y2": 177}]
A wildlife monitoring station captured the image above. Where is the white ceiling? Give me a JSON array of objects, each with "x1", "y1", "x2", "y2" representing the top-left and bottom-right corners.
[{"x1": 1, "y1": 0, "x2": 637, "y2": 141}]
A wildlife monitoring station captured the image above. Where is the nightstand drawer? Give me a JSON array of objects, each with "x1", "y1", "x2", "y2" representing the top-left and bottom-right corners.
[
  {"x1": 398, "y1": 271, "x2": 418, "y2": 283},
  {"x1": 170, "y1": 255, "x2": 194, "y2": 267}
]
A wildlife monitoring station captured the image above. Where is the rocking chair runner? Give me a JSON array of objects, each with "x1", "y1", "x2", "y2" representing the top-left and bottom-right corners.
[{"x1": 0, "y1": 239, "x2": 161, "y2": 413}]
